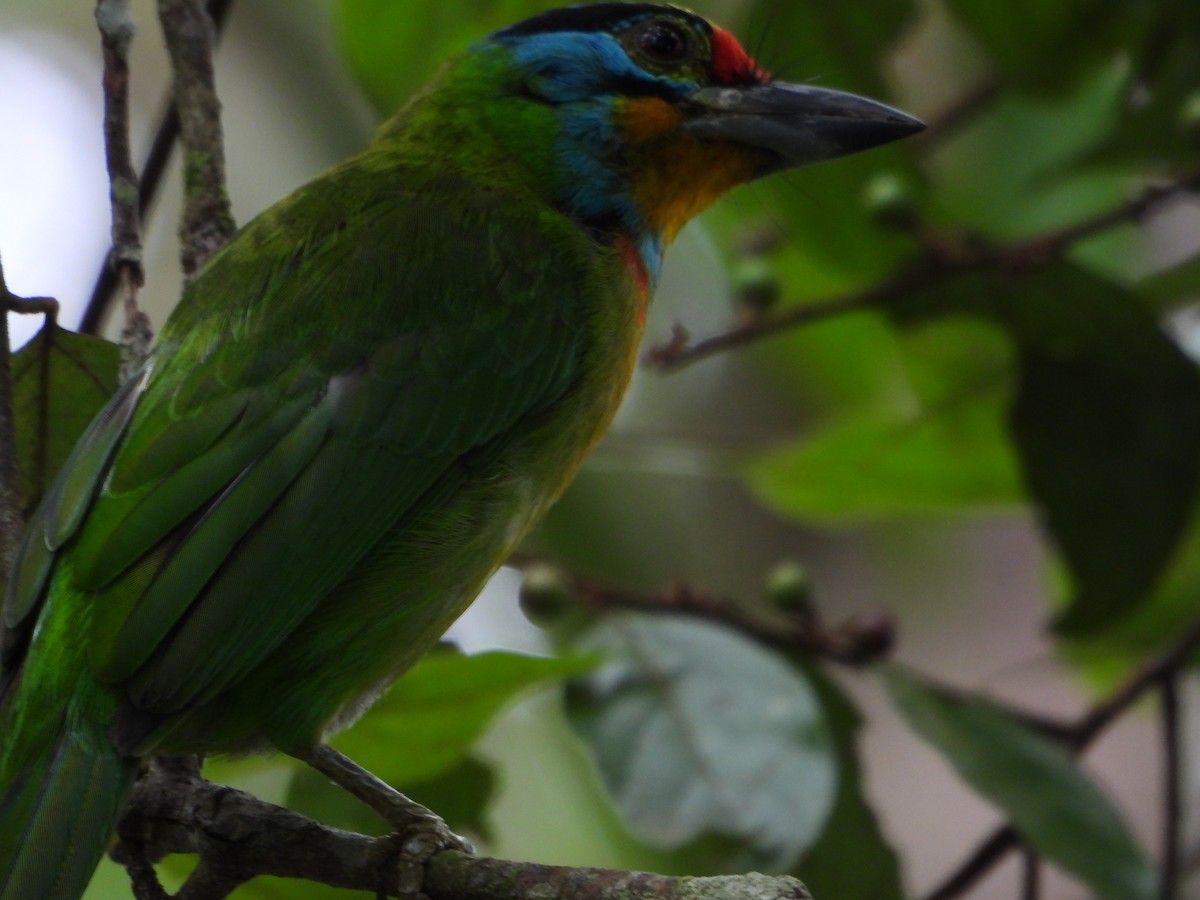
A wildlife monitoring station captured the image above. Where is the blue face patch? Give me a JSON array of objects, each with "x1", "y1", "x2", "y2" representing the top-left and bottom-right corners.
[
  {"x1": 491, "y1": 31, "x2": 694, "y2": 104},
  {"x1": 468, "y1": 29, "x2": 683, "y2": 281}
]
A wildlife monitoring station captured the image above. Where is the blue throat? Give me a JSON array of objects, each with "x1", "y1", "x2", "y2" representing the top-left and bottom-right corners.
[{"x1": 482, "y1": 28, "x2": 691, "y2": 284}]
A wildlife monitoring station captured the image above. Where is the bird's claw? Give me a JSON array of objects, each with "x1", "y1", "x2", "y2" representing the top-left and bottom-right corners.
[{"x1": 391, "y1": 811, "x2": 473, "y2": 899}]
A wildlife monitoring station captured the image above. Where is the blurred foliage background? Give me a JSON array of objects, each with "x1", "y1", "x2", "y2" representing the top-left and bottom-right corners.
[{"x1": 3, "y1": 0, "x2": 1200, "y2": 898}]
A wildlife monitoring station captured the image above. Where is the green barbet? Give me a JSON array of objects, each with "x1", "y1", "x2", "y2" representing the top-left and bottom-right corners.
[{"x1": 0, "y1": 4, "x2": 921, "y2": 897}]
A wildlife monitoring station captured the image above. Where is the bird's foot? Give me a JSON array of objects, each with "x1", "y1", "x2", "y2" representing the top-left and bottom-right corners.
[
  {"x1": 390, "y1": 806, "x2": 472, "y2": 899},
  {"x1": 294, "y1": 744, "x2": 473, "y2": 898}
]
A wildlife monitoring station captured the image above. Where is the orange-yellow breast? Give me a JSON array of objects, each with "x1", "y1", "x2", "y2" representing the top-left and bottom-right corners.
[{"x1": 617, "y1": 96, "x2": 762, "y2": 245}]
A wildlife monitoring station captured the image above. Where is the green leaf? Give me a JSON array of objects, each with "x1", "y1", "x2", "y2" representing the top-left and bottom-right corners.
[
  {"x1": 1003, "y1": 267, "x2": 1200, "y2": 633},
  {"x1": 567, "y1": 614, "x2": 838, "y2": 867},
  {"x1": 745, "y1": 307, "x2": 914, "y2": 423},
  {"x1": 1136, "y1": 251, "x2": 1200, "y2": 311},
  {"x1": 741, "y1": 0, "x2": 917, "y2": 100},
  {"x1": 337, "y1": 0, "x2": 556, "y2": 114},
  {"x1": 1061, "y1": 504, "x2": 1200, "y2": 689},
  {"x1": 748, "y1": 394, "x2": 1022, "y2": 522},
  {"x1": 11, "y1": 324, "x2": 120, "y2": 515},
  {"x1": 748, "y1": 318, "x2": 1023, "y2": 522},
  {"x1": 322, "y1": 648, "x2": 594, "y2": 789},
  {"x1": 794, "y1": 669, "x2": 904, "y2": 900},
  {"x1": 941, "y1": 0, "x2": 1141, "y2": 93},
  {"x1": 882, "y1": 666, "x2": 1156, "y2": 900},
  {"x1": 1090, "y1": 27, "x2": 1200, "y2": 167},
  {"x1": 928, "y1": 67, "x2": 1128, "y2": 241},
  {"x1": 897, "y1": 264, "x2": 1200, "y2": 633}
]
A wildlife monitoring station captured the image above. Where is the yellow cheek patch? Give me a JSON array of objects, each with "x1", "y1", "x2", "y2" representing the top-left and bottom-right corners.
[
  {"x1": 634, "y1": 138, "x2": 761, "y2": 244},
  {"x1": 618, "y1": 97, "x2": 684, "y2": 142}
]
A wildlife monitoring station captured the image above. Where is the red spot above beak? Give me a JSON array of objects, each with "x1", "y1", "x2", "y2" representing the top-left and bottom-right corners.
[{"x1": 710, "y1": 26, "x2": 769, "y2": 85}]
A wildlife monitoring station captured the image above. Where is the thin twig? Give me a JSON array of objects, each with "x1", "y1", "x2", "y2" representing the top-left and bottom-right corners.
[
  {"x1": 0, "y1": 259, "x2": 23, "y2": 577},
  {"x1": 1068, "y1": 616, "x2": 1200, "y2": 752},
  {"x1": 924, "y1": 615, "x2": 1200, "y2": 900},
  {"x1": 925, "y1": 826, "x2": 1019, "y2": 900},
  {"x1": 1160, "y1": 676, "x2": 1181, "y2": 900},
  {"x1": 647, "y1": 262, "x2": 939, "y2": 371},
  {"x1": 648, "y1": 170, "x2": 1200, "y2": 372},
  {"x1": 1018, "y1": 174, "x2": 1200, "y2": 263},
  {"x1": 157, "y1": 0, "x2": 236, "y2": 279},
  {"x1": 1020, "y1": 845, "x2": 1041, "y2": 900},
  {"x1": 509, "y1": 555, "x2": 896, "y2": 665},
  {"x1": 95, "y1": 0, "x2": 144, "y2": 286},
  {"x1": 81, "y1": 0, "x2": 236, "y2": 335},
  {"x1": 95, "y1": 0, "x2": 155, "y2": 383}
]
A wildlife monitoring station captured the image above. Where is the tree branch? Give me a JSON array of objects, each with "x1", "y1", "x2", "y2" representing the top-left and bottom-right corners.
[
  {"x1": 645, "y1": 264, "x2": 935, "y2": 371},
  {"x1": 515, "y1": 560, "x2": 1200, "y2": 900},
  {"x1": 0, "y1": 260, "x2": 25, "y2": 577},
  {"x1": 156, "y1": 0, "x2": 235, "y2": 280},
  {"x1": 95, "y1": 0, "x2": 143, "y2": 285},
  {"x1": 923, "y1": 614, "x2": 1200, "y2": 899},
  {"x1": 425, "y1": 855, "x2": 811, "y2": 900},
  {"x1": 511, "y1": 556, "x2": 896, "y2": 666},
  {"x1": 82, "y1": 0, "x2": 236, "y2": 336},
  {"x1": 648, "y1": 170, "x2": 1200, "y2": 372},
  {"x1": 1158, "y1": 676, "x2": 1181, "y2": 900},
  {"x1": 113, "y1": 760, "x2": 810, "y2": 900},
  {"x1": 95, "y1": 0, "x2": 154, "y2": 381}
]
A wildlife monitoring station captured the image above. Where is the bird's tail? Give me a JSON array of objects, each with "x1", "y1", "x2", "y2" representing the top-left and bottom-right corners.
[{"x1": 0, "y1": 672, "x2": 138, "y2": 900}]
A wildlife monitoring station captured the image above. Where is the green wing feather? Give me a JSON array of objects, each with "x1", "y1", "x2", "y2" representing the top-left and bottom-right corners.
[
  {"x1": 5, "y1": 159, "x2": 590, "y2": 726},
  {"x1": 2, "y1": 372, "x2": 142, "y2": 650}
]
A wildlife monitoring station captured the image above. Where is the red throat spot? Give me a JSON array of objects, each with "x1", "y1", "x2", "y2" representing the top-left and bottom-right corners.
[
  {"x1": 616, "y1": 235, "x2": 651, "y2": 325},
  {"x1": 710, "y1": 27, "x2": 769, "y2": 85}
]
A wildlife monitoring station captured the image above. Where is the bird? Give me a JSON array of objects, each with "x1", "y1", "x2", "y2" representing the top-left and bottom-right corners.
[{"x1": 0, "y1": 3, "x2": 922, "y2": 897}]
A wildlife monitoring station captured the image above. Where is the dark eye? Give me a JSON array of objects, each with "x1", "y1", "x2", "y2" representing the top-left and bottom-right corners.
[{"x1": 637, "y1": 20, "x2": 689, "y2": 64}]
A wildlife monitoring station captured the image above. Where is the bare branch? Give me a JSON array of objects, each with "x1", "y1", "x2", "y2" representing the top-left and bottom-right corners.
[
  {"x1": 157, "y1": 0, "x2": 236, "y2": 279},
  {"x1": 113, "y1": 759, "x2": 810, "y2": 900},
  {"x1": 95, "y1": 0, "x2": 143, "y2": 284},
  {"x1": 95, "y1": 0, "x2": 154, "y2": 382},
  {"x1": 1019, "y1": 845, "x2": 1041, "y2": 900},
  {"x1": 0, "y1": 261, "x2": 24, "y2": 577},
  {"x1": 426, "y1": 855, "x2": 811, "y2": 900},
  {"x1": 511, "y1": 555, "x2": 896, "y2": 665},
  {"x1": 648, "y1": 170, "x2": 1200, "y2": 372},
  {"x1": 924, "y1": 614, "x2": 1200, "y2": 899},
  {"x1": 646, "y1": 264, "x2": 935, "y2": 371},
  {"x1": 1159, "y1": 676, "x2": 1181, "y2": 900},
  {"x1": 82, "y1": 1, "x2": 237, "y2": 335}
]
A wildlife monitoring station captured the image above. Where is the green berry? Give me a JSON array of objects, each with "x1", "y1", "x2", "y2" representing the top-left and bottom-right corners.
[
  {"x1": 765, "y1": 561, "x2": 810, "y2": 612},
  {"x1": 732, "y1": 257, "x2": 781, "y2": 314},
  {"x1": 1178, "y1": 92, "x2": 1200, "y2": 148},
  {"x1": 864, "y1": 172, "x2": 919, "y2": 229},
  {"x1": 519, "y1": 564, "x2": 574, "y2": 626}
]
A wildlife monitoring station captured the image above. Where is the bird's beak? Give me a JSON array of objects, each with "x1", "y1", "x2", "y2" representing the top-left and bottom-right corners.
[{"x1": 684, "y1": 82, "x2": 925, "y2": 176}]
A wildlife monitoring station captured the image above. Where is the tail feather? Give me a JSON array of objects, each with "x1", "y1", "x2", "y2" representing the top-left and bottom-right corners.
[{"x1": 1, "y1": 709, "x2": 137, "y2": 900}]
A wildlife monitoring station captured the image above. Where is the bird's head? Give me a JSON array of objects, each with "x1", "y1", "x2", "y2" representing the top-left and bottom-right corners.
[{"x1": 399, "y1": 3, "x2": 923, "y2": 277}]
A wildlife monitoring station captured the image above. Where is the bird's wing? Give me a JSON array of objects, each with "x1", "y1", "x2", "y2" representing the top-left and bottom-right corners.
[{"x1": 3, "y1": 167, "x2": 594, "y2": 714}]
